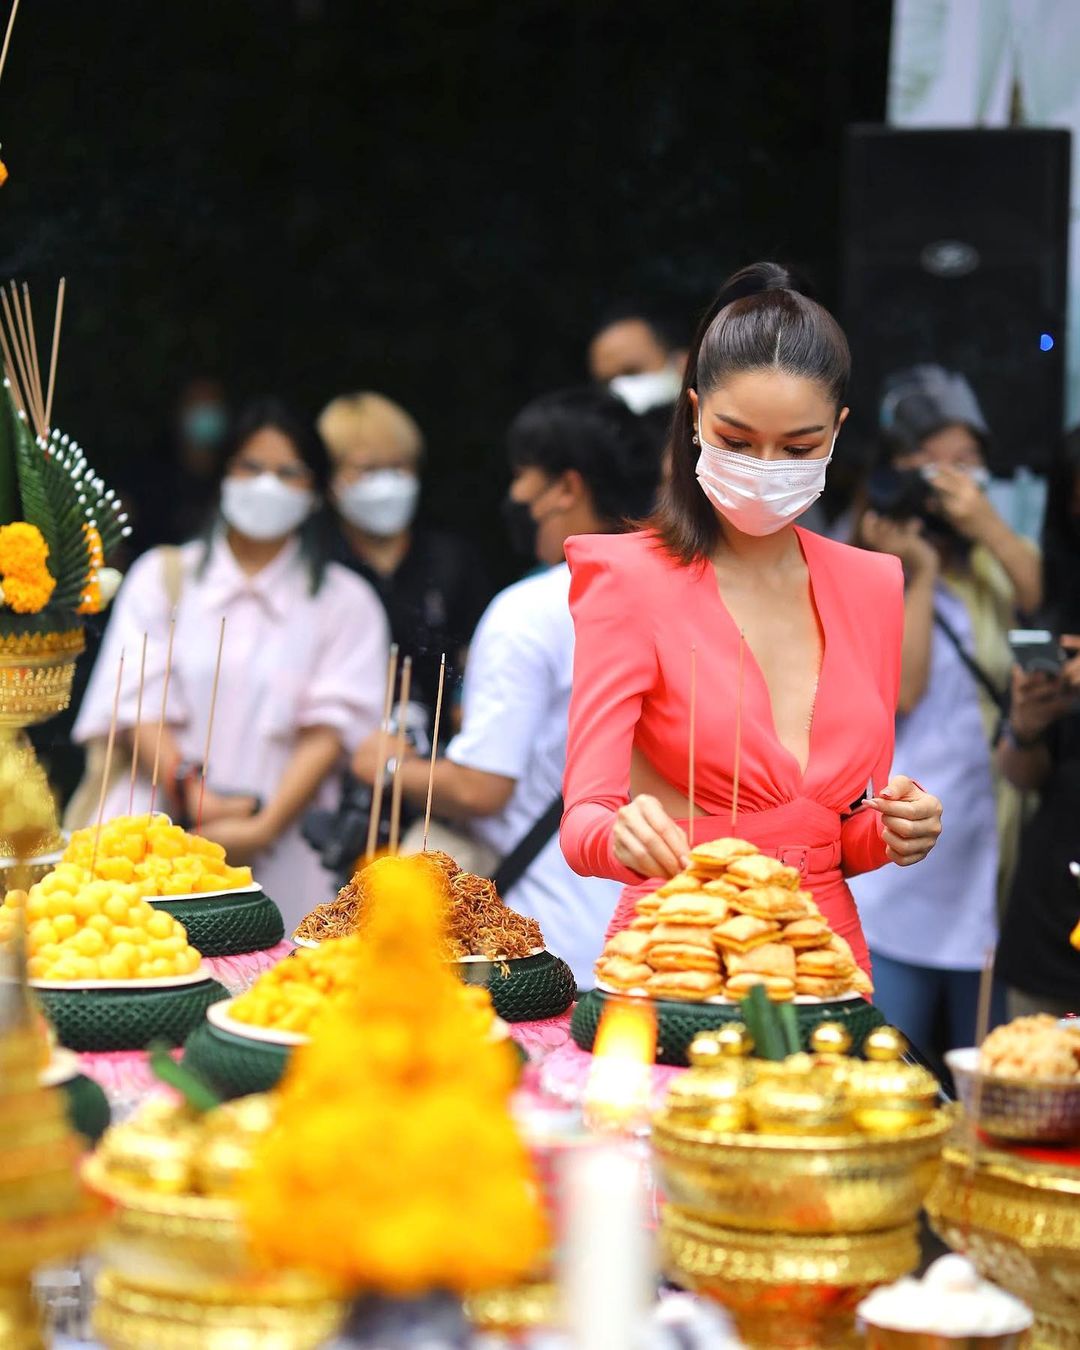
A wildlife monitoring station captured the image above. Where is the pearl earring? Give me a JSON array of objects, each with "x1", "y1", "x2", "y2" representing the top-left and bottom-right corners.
[{"x1": 691, "y1": 434, "x2": 699, "y2": 445}]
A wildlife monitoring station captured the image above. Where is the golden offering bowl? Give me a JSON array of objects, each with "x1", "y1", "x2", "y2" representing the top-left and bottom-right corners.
[
  {"x1": 927, "y1": 1139, "x2": 1080, "y2": 1349},
  {"x1": 661, "y1": 1205, "x2": 918, "y2": 1349},
  {"x1": 652, "y1": 1105, "x2": 957, "y2": 1235},
  {"x1": 92, "y1": 1268, "x2": 344, "y2": 1350},
  {"x1": 465, "y1": 1280, "x2": 559, "y2": 1334},
  {"x1": 0, "y1": 629, "x2": 84, "y2": 728},
  {"x1": 863, "y1": 1332, "x2": 1030, "y2": 1349}
]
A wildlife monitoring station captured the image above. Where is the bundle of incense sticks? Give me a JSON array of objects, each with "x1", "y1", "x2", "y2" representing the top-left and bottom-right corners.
[{"x1": 0, "y1": 277, "x2": 64, "y2": 439}]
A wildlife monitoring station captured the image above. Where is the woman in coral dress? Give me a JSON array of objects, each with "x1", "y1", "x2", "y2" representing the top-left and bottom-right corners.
[{"x1": 560, "y1": 264, "x2": 943, "y2": 977}]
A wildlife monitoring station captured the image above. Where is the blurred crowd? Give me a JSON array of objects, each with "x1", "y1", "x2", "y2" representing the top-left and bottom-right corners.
[{"x1": 65, "y1": 298, "x2": 1080, "y2": 1071}]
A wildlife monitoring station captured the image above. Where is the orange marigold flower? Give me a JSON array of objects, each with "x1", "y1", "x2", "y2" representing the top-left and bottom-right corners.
[
  {"x1": 0, "y1": 522, "x2": 50, "y2": 578},
  {"x1": 83, "y1": 523, "x2": 104, "y2": 570},
  {"x1": 3, "y1": 570, "x2": 56, "y2": 614},
  {"x1": 77, "y1": 580, "x2": 102, "y2": 616},
  {"x1": 0, "y1": 160, "x2": 9, "y2": 188}
]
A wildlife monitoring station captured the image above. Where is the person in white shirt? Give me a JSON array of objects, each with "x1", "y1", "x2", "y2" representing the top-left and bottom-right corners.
[
  {"x1": 73, "y1": 399, "x2": 389, "y2": 930},
  {"x1": 352, "y1": 388, "x2": 660, "y2": 984}
]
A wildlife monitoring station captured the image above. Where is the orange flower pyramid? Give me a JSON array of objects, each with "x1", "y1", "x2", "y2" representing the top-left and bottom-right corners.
[{"x1": 241, "y1": 853, "x2": 546, "y2": 1295}]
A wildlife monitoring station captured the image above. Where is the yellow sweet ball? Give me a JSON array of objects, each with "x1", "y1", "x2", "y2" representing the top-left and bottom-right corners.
[
  {"x1": 28, "y1": 918, "x2": 58, "y2": 948},
  {"x1": 53, "y1": 914, "x2": 78, "y2": 941},
  {"x1": 146, "y1": 911, "x2": 174, "y2": 940},
  {"x1": 108, "y1": 925, "x2": 139, "y2": 947},
  {"x1": 86, "y1": 914, "x2": 112, "y2": 936},
  {"x1": 98, "y1": 951, "x2": 130, "y2": 980},
  {"x1": 26, "y1": 956, "x2": 48, "y2": 979},
  {"x1": 4, "y1": 888, "x2": 25, "y2": 908},
  {"x1": 103, "y1": 894, "x2": 131, "y2": 924},
  {"x1": 148, "y1": 957, "x2": 173, "y2": 979},
  {"x1": 109, "y1": 941, "x2": 138, "y2": 969},
  {"x1": 46, "y1": 891, "x2": 74, "y2": 918},
  {"x1": 73, "y1": 928, "x2": 107, "y2": 958},
  {"x1": 180, "y1": 947, "x2": 201, "y2": 974},
  {"x1": 25, "y1": 892, "x2": 49, "y2": 922}
]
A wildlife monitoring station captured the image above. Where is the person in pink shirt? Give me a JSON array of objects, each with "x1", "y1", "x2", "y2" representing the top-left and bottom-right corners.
[
  {"x1": 72, "y1": 400, "x2": 389, "y2": 929},
  {"x1": 560, "y1": 263, "x2": 944, "y2": 976}
]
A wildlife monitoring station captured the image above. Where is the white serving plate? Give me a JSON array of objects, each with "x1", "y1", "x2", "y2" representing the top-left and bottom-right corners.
[
  {"x1": 30, "y1": 963, "x2": 213, "y2": 992},
  {"x1": 207, "y1": 996, "x2": 511, "y2": 1048},
  {"x1": 290, "y1": 931, "x2": 546, "y2": 963},
  {"x1": 596, "y1": 980, "x2": 862, "y2": 1006},
  {"x1": 208, "y1": 997, "x2": 308, "y2": 1046},
  {"x1": 39, "y1": 1047, "x2": 81, "y2": 1087},
  {"x1": 147, "y1": 882, "x2": 261, "y2": 905}
]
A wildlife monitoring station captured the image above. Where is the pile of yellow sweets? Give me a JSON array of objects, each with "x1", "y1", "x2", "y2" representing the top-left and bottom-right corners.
[
  {"x1": 63, "y1": 814, "x2": 253, "y2": 897},
  {"x1": 0, "y1": 864, "x2": 203, "y2": 982},
  {"x1": 231, "y1": 934, "x2": 495, "y2": 1039}
]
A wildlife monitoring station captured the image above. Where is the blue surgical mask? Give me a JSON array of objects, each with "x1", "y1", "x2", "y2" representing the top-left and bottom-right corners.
[{"x1": 181, "y1": 403, "x2": 228, "y2": 450}]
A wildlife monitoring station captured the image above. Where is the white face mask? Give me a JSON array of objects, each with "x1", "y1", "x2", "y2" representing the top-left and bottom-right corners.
[
  {"x1": 695, "y1": 417, "x2": 836, "y2": 537},
  {"x1": 609, "y1": 365, "x2": 683, "y2": 415},
  {"x1": 220, "y1": 473, "x2": 315, "y2": 541},
  {"x1": 335, "y1": 469, "x2": 419, "y2": 536}
]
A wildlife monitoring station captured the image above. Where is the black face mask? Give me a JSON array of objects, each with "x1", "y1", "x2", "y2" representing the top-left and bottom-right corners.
[{"x1": 500, "y1": 496, "x2": 540, "y2": 560}]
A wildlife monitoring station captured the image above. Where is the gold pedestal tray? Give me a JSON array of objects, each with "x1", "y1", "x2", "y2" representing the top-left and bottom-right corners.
[
  {"x1": 84, "y1": 1155, "x2": 346, "y2": 1349},
  {"x1": 0, "y1": 629, "x2": 84, "y2": 729},
  {"x1": 0, "y1": 629, "x2": 84, "y2": 861},
  {"x1": 92, "y1": 1269, "x2": 344, "y2": 1350},
  {"x1": 661, "y1": 1206, "x2": 919, "y2": 1349},
  {"x1": 465, "y1": 1280, "x2": 559, "y2": 1334},
  {"x1": 927, "y1": 1139, "x2": 1080, "y2": 1350},
  {"x1": 653, "y1": 1109, "x2": 955, "y2": 1235}
]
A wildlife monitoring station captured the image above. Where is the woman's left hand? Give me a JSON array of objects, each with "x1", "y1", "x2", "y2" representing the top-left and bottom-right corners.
[
  {"x1": 198, "y1": 814, "x2": 271, "y2": 865},
  {"x1": 867, "y1": 775, "x2": 943, "y2": 867}
]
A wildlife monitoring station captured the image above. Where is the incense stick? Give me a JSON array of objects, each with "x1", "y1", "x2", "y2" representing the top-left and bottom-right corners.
[
  {"x1": 44, "y1": 277, "x2": 64, "y2": 431},
  {"x1": 149, "y1": 613, "x2": 177, "y2": 819},
  {"x1": 687, "y1": 645, "x2": 697, "y2": 849},
  {"x1": 962, "y1": 946, "x2": 998, "y2": 1245},
  {"x1": 1, "y1": 287, "x2": 39, "y2": 436},
  {"x1": 421, "y1": 653, "x2": 447, "y2": 851},
  {"x1": 0, "y1": 321, "x2": 26, "y2": 417},
  {"x1": 7, "y1": 282, "x2": 43, "y2": 433},
  {"x1": 731, "y1": 632, "x2": 745, "y2": 830},
  {"x1": 0, "y1": 0, "x2": 21, "y2": 90},
  {"x1": 21, "y1": 283, "x2": 43, "y2": 427},
  {"x1": 196, "y1": 616, "x2": 227, "y2": 834},
  {"x1": 365, "y1": 643, "x2": 399, "y2": 862},
  {"x1": 388, "y1": 656, "x2": 412, "y2": 855},
  {"x1": 90, "y1": 648, "x2": 125, "y2": 877},
  {"x1": 128, "y1": 633, "x2": 148, "y2": 816}
]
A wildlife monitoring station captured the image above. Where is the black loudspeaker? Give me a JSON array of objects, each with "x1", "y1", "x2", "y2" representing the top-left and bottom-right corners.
[{"x1": 842, "y1": 126, "x2": 1070, "y2": 475}]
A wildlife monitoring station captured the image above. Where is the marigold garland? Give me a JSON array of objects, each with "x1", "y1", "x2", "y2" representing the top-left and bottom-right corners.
[
  {"x1": 241, "y1": 855, "x2": 547, "y2": 1296},
  {"x1": 0, "y1": 521, "x2": 57, "y2": 614}
]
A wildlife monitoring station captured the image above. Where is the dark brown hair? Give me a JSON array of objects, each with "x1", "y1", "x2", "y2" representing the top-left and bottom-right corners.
[{"x1": 650, "y1": 261, "x2": 851, "y2": 565}]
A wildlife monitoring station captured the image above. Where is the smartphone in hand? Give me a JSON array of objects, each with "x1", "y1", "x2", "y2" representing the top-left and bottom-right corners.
[{"x1": 1008, "y1": 629, "x2": 1066, "y2": 676}]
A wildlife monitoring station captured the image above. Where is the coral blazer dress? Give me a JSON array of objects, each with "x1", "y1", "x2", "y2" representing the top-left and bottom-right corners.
[{"x1": 560, "y1": 527, "x2": 905, "y2": 976}]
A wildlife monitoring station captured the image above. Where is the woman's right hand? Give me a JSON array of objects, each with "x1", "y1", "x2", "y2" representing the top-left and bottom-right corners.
[{"x1": 613, "y1": 794, "x2": 691, "y2": 879}]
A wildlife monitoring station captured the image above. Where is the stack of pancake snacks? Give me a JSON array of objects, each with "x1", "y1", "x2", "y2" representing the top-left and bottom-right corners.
[{"x1": 593, "y1": 837, "x2": 873, "y2": 1004}]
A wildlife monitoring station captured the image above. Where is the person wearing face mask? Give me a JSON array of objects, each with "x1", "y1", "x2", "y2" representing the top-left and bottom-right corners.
[
  {"x1": 561, "y1": 263, "x2": 944, "y2": 986},
  {"x1": 851, "y1": 366, "x2": 1041, "y2": 1064},
  {"x1": 71, "y1": 399, "x2": 389, "y2": 930},
  {"x1": 319, "y1": 391, "x2": 490, "y2": 723},
  {"x1": 351, "y1": 388, "x2": 660, "y2": 985},
  {"x1": 589, "y1": 306, "x2": 687, "y2": 479}
]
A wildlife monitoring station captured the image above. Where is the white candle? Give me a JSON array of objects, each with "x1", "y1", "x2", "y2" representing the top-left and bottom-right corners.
[{"x1": 562, "y1": 1141, "x2": 653, "y2": 1350}]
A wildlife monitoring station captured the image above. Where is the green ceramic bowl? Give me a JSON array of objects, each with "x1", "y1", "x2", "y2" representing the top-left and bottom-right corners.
[
  {"x1": 453, "y1": 950, "x2": 576, "y2": 1023},
  {"x1": 149, "y1": 886, "x2": 284, "y2": 957},
  {"x1": 35, "y1": 977, "x2": 229, "y2": 1053},
  {"x1": 572, "y1": 987, "x2": 885, "y2": 1067}
]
